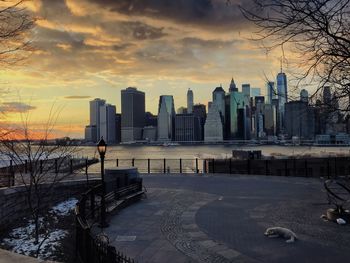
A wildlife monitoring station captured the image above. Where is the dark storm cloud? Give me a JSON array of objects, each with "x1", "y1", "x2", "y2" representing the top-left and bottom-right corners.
[{"x1": 87, "y1": 0, "x2": 249, "y2": 30}]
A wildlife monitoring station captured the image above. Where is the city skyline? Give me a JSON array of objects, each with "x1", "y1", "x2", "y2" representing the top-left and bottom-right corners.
[{"x1": 0, "y1": 0, "x2": 308, "y2": 139}]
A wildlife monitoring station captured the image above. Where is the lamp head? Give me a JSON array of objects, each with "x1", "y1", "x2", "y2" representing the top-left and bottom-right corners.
[{"x1": 97, "y1": 137, "x2": 107, "y2": 157}]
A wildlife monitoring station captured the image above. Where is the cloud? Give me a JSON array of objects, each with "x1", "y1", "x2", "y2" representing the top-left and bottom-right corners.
[
  {"x1": 64, "y1": 96, "x2": 92, "y2": 99},
  {"x1": 0, "y1": 102, "x2": 37, "y2": 113},
  {"x1": 87, "y1": 0, "x2": 250, "y2": 30}
]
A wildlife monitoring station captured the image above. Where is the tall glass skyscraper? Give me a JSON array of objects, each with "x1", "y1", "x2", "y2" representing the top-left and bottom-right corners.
[
  {"x1": 187, "y1": 89, "x2": 193, "y2": 114},
  {"x1": 89, "y1": 98, "x2": 105, "y2": 142},
  {"x1": 121, "y1": 87, "x2": 145, "y2": 142},
  {"x1": 212, "y1": 86, "x2": 226, "y2": 123},
  {"x1": 100, "y1": 104, "x2": 116, "y2": 144},
  {"x1": 277, "y1": 71, "x2": 288, "y2": 132},
  {"x1": 157, "y1": 95, "x2": 175, "y2": 141},
  {"x1": 266, "y1": 81, "x2": 275, "y2": 104}
]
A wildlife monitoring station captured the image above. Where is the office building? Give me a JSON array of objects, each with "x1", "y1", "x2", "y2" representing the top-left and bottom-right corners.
[
  {"x1": 143, "y1": 126, "x2": 157, "y2": 142},
  {"x1": 187, "y1": 89, "x2": 194, "y2": 114},
  {"x1": 323, "y1": 86, "x2": 332, "y2": 105},
  {"x1": 229, "y1": 78, "x2": 238, "y2": 92},
  {"x1": 229, "y1": 90, "x2": 244, "y2": 138},
  {"x1": 100, "y1": 104, "x2": 117, "y2": 144},
  {"x1": 121, "y1": 87, "x2": 145, "y2": 142},
  {"x1": 177, "y1": 107, "x2": 187, "y2": 114},
  {"x1": 157, "y1": 95, "x2": 175, "y2": 141},
  {"x1": 89, "y1": 98, "x2": 105, "y2": 142},
  {"x1": 175, "y1": 114, "x2": 201, "y2": 141},
  {"x1": 242, "y1": 84, "x2": 250, "y2": 98},
  {"x1": 285, "y1": 101, "x2": 315, "y2": 139},
  {"x1": 277, "y1": 71, "x2": 288, "y2": 132},
  {"x1": 115, "y1": 113, "x2": 121, "y2": 143},
  {"x1": 300, "y1": 89, "x2": 309, "y2": 104},
  {"x1": 145, "y1": 112, "x2": 157, "y2": 127},
  {"x1": 213, "y1": 86, "x2": 226, "y2": 123},
  {"x1": 266, "y1": 81, "x2": 275, "y2": 104},
  {"x1": 193, "y1": 104, "x2": 206, "y2": 140},
  {"x1": 84, "y1": 125, "x2": 97, "y2": 143},
  {"x1": 204, "y1": 104, "x2": 223, "y2": 141}
]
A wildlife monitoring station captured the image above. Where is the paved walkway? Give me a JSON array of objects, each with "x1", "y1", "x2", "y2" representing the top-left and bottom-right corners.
[{"x1": 104, "y1": 174, "x2": 350, "y2": 263}]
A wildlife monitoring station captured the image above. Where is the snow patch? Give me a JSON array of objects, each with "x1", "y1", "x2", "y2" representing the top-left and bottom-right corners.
[
  {"x1": 1, "y1": 198, "x2": 77, "y2": 260},
  {"x1": 50, "y1": 198, "x2": 78, "y2": 216}
]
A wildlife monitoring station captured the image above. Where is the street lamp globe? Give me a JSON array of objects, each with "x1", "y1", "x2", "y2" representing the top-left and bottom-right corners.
[{"x1": 97, "y1": 137, "x2": 107, "y2": 157}]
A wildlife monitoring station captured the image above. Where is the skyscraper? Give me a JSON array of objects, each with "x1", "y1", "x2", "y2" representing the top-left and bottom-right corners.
[
  {"x1": 266, "y1": 81, "x2": 275, "y2": 104},
  {"x1": 229, "y1": 90, "x2": 244, "y2": 138},
  {"x1": 229, "y1": 78, "x2": 238, "y2": 92},
  {"x1": 300, "y1": 89, "x2": 309, "y2": 103},
  {"x1": 212, "y1": 86, "x2": 226, "y2": 123},
  {"x1": 89, "y1": 98, "x2": 105, "y2": 142},
  {"x1": 193, "y1": 104, "x2": 206, "y2": 140},
  {"x1": 121, "y1": 87, "x2": 145, "y2": 142},
  {"x1": 242, "y1": 84, "x2": 251, "y2": 98},
  {"x1": 285, "y1": 101, "x2": 315, "y2": 139},
  {"x1": 187, "y1": 89, "x2": 193, "y2": 114},
  {"x1": 175, "y1": 114, "x2": 201, "y2": 141},
  {"x1": 323, "y1": 86, "x2": 332, "y2": 105},
  {"x1": 157, "y1": 95, "x2": 175, "y2": 141},
  {"x1": 100, "y1": 104, "x2": 116, "y2": 144},
  {"x1": 277, "y1": 70, "x2": 288, "y2": 133},
  {"x1": 204, "y1": 104, "x2": 223, "y2": 141}
]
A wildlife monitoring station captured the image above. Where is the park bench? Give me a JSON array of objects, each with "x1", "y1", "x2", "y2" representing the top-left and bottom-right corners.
[
  {"x1": 105, "y1": 181, "x2": 145, "y2": 213},
  {"x1": 324, "y1": 178, "x2": 350, "y2": 221}
]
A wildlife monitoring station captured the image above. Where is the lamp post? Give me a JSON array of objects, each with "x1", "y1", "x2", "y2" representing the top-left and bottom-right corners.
[{"x1": 97, "y1": 137, "x2": 108, "y2": 228}]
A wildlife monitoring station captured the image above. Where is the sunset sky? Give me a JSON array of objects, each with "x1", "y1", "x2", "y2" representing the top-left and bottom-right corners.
[{"x1": 0, "y1": 0, "x2": 300, "y2": 138}]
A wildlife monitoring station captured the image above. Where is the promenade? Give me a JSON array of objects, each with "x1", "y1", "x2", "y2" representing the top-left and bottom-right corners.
[{"x1": 104, "y1": 174, "x2": 350, "y2": 263}]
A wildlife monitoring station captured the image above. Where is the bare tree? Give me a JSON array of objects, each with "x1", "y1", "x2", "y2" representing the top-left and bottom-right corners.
[
  {"x1": 0, "y1": 0, "x2": 34, "y2": 65},
  {"x1": 240, "y1": 0, "x2": 350, "y2": 111},
  {"x1": 0, "y1": 105, "x2": 82, "y2": 257}
]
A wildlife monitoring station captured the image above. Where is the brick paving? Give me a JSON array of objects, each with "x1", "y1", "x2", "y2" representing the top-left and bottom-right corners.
[{"x1": 103, "y1": 174, "x2": 350, "y2": 263}]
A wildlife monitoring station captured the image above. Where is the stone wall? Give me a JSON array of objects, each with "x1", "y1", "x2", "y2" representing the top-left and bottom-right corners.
[{"x1": 0, "y1": 179, "x2": 100, "y2": 232}]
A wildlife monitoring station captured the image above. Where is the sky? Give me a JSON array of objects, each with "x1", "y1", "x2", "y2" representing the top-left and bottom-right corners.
[{"x1": 0, "y1": 0, "x2": 296, "y2": 139}]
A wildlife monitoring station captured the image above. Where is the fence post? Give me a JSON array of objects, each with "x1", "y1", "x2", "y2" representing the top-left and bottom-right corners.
[
  {"x1": 25, "y1": 160, "x2": 27, "y2": 173},
  {"x1": 90, "y1": 192, "x2": 95, "y2": 219},
  {"x1": 85, "y1": 159, "x2": 89, "y2": 185},
  {"x1": 229, "y1": 158, "x2": 232, "y2": 174},
  {"x1": 327, "y1": 159, "x2": 330, "y2": 179},
  {"x1": 334, "y1": 158, "x2": 337, "y2": 177},
  {"x1": 70, "y1": 159, "x2": 73, "y2": 174},
  {"x1": 116, "y1": 159, "x2": 119, "y2": 167},
  {"x1": 247, "y1": 159, "x2": 251, "y2": 175},
  {"x1": 10, "y1": 160, "x2": 13, "y2": 175},
  {"x1": 284, "y1": 160, "x2": 288, "y2": 176},
  {"x1": 163, "y1": 158, "x2": 166, "y2": 173},
  {"x1": 293, "y1": 158, "x2": 296, "y2": 176},
  {"x1": 147, "y1": 159, "x2": 150, "y2": 174},
  {"x1": 305, "y1": 160, "x2": 308, "y2": 177},
  {"x1": 196, "y1": 158, "x2": 199, "y2": 174},
  {"x1": 179, "y1": 159, "x2": 182, "y2": 173},
  {"x1": 55, "y1": 159, "x2": 58, "y2": 174},
  {"x1": 212, "y1": 159, "x2": 215, "y2": 173},
  {"x1": 132, "y1": 158, "x2": 135, "y2": 167}
]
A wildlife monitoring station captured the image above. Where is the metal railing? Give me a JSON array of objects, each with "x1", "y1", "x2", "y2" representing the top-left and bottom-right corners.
[{"x1": 75, "y1": 182, "x2": 141, "y2": 263}]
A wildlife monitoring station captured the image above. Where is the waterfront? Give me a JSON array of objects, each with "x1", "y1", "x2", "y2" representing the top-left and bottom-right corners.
[
  {"x1": 78, "y1": 145, "x2": 350, "y2": 160},
  {"x1": 78, "y1": 145, "x2": 350, "y2": 174}
]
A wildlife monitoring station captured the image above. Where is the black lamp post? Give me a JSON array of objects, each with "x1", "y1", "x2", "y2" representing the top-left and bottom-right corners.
[{"x1": 97, "y1": 137, "x2": 108, "y2": 228}]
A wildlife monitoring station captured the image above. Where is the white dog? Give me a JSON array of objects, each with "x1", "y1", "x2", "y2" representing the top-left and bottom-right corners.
[{"x1": 264, "y1": 227, "x2": 297, "y2": 243}]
